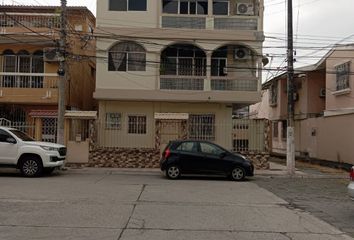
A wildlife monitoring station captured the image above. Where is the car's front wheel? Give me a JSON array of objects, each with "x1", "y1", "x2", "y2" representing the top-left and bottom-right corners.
[
  {"x1": 230, "y1": 166, "x2": 245, "y2": 181},
  {"x1": 20, "y1": 156, "x2": 43, "y2": 177},
  {"x1": 166, "y1": 165, "x2": 181, "y2": 179}
]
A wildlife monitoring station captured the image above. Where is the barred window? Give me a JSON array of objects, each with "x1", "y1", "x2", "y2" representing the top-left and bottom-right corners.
[
  {"x1": 128, "y1": 115, "x2": 147, "y2": 134},
  {"x1": 189, "y1": 114, "x2": 215, "y2": 141},
  {"x1": 269, "y1": 82, "x2": 278, "y2": 106},
  {"x1": 335, "y1": 62, "x2": 350, "y2": 91},
  {"x1": 108, "y1": 41, "x2": 146, "y2": 72},
  {"x1": 106, "y1": 113, "x2": 121, "y2": 129}
]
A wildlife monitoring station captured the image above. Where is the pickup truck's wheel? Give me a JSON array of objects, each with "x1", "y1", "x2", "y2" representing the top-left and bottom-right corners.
[{"x1": 20, "y1": 156, "x2": 43, "y2": 177}]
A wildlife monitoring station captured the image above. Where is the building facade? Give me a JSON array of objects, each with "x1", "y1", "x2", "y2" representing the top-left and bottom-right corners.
[
  {"x1": 250, "y1": 45, "x2": 354, "y2": 166},
  {"x1": 0, "y1": 6, "x2": 96, "y2": 142},
  {"x1": 95, "y1": 0, "x2": 265, "y2": 152}
]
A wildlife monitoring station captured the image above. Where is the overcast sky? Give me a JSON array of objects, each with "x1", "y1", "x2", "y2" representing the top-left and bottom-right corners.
[{"x1": 3, "y1": 0, "x2": 354, "y2": 80}]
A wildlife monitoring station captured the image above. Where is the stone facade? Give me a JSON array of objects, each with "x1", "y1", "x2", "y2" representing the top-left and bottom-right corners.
[{"x1": 87, "y1": 147, "x2": 161, "y2": 168}]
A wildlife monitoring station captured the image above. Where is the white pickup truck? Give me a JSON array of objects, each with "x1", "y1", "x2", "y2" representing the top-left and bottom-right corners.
[{"x1": 0, "y1": 126, "x2": 65, "y2": 177}]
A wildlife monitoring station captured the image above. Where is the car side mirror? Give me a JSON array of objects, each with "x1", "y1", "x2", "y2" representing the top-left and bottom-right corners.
[{"x1": 6, "y1": 137, "x2": 16, "y2": 144}]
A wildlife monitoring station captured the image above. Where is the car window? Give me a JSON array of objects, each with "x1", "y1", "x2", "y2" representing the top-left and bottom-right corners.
[
  {"x1": 200, "y1": 142, "x2": 224, "y2": 156},
  {"x1": 0, "y1": 129, "x2": 12, "y2": 143},
  {"x1": 177, "y1": 142, "x2": 198, "y2": 153}
]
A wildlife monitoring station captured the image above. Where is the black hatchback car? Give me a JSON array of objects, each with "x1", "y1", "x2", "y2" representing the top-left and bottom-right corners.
[{"x1": 160, "y1": 140, "x2": 254, "y2": 181}]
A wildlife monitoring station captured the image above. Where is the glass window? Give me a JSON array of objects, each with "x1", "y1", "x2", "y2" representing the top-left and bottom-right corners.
[
  {"x1": 197, "y1": 0, "x2": 208, "y2": 14},
  {"x1": 177, "y1": 142, "x2": 198, "y2": 152},
  {"x1": 213, "y1": 1, "x2": 228, "y2": 15},
  {"x1": 0, "y1": 129, "x2": 12, "y2": 142},
  {"x1": 109, "y1": 0, "x2": 147, "y2": 11},
  {"x1": 335, "y1": 62, "x2": 350, "y2": 91},
  {"x1": 129, "y1": 0, "x2": 147, "y2": 11},
  {"x1": 200, "y1": 142, "x2": 224, "y2": 155},
  {"x1": 180, "y1": 0, "x2": 189, "y2": 14},
  {"x1": 109, "y1": 0, "x2": 127, "y2": 11},
  {"x1": 282, "y1": 120, "x2": 287, "y2": 139},
  {"x1": 163, "y1": 0, "x2": 178, "y2": 13},
  {"x1": 128, "y1": 115, "x2": 147, "y2": 134},
  {"x1": 106, "y1": 113, "x2": 122, "y2": 129},
  {"x1": 108, "y1": 41, "x2": 146, "y2": 72}
]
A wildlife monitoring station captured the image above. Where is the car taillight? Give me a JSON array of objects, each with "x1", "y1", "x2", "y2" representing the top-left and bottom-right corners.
[
  {"x1": 164, "y1": 148, "x2": 171, "y2": 159},
  {"x1": 350, "y1": 167, "x2": 354, "y2": 181}
]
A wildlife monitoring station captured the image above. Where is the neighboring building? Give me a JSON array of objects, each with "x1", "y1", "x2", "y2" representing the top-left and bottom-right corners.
[
  {"x1": 95, "y1": 0, "x2": 265, "y2": 152},
  {"x1": 0, "y1": 6, "x2": 96, "y2": 142},
  {"x1": 250, "y1": 44, "x2": 354, "y2": 166}
]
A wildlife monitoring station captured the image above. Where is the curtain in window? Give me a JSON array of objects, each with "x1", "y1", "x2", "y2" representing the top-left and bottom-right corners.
[{"x1": 109, "y1": 41, "x2": 146, "y2": 71}]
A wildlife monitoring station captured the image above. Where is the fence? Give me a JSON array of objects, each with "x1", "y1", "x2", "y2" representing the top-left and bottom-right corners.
[
  {"x1": 92, "y1": 119, "x2": 268, "y2": 153},
  {"x1": 0, "y1": 119, "x2": 36, "y2": 139}
]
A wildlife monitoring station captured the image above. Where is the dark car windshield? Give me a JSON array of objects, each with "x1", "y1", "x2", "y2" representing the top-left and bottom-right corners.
[{"x1": 10, "y1": 130, "x2": 34, "y2": 141}]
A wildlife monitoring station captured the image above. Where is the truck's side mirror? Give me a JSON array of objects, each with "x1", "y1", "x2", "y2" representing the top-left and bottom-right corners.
[{"x1": 6, "y1": 137, "x2": 16, "y2": 144}]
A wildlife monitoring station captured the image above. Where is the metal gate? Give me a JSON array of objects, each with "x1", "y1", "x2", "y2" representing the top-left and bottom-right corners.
[{"x1": 42, "y1": 118, "x2": 57, "y2": 143}]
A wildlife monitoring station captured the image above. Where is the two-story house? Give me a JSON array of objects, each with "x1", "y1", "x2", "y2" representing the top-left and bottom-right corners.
[
  {"x1": 250, "y1": 44, "x2": 354, "y2": 166},
  {"x1": 0, "y1": 6, "x2": 96, "y2": 142},
  {"x1": 93, "y1": 0, "x2": 265, "y2": 165}
]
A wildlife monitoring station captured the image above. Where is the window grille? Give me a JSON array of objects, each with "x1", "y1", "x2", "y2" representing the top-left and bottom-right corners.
[
  {"x1": 335, "y1": 62, "x2": 350, "y2": 91},
  {"x1": 128, "y1": 115, "x2": 147, "y2": 134},
  {"x1": 189, "y1": 114, "x2": 215, "y2": 141}
]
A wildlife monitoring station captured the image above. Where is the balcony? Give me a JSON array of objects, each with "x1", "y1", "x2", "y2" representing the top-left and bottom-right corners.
[
  {"x1": 161, "y1": 14, "x2": 258, "y2": 31},
  {"x1": 0, "y1": 73, "x2": 59, "y2": 104},
  {"x1": 160, "y1": 76, "x2": 258, "y2": 92}
]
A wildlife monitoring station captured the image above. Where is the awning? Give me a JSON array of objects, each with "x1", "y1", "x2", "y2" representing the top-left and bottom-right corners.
[
  {"x1": 64, "y1": 111, "x2": 97, "y2": 120},
  {"x1": 29, "y1": 110, "x2": 57, "y2": 118}
]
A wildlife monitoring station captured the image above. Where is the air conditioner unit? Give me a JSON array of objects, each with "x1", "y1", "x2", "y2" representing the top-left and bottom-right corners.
[
  {"x1": 319, "y1": 88, "x2": 326, "y2": 97},
  {"x1": 236, "y1": 3, "x2": 254, "y2": 15},
  {"x1": 234, "y1": 48, "x2": 251, "y2": 60},
  {"x1": 43, "y1": 48, "x2": 61, "y2": 62}
]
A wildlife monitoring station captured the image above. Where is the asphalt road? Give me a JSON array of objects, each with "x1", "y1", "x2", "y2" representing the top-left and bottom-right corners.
[
  {"x1": 0, "y1": 167, "x2": 353, "y2": 240},
  {"x1": 256, "y1": 162, "x2": 354, "y2": 238}
]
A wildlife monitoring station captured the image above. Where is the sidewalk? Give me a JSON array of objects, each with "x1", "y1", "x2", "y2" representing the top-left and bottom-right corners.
[{"x1": 256, "y1": 160, "x2": 349, "y2": 179}]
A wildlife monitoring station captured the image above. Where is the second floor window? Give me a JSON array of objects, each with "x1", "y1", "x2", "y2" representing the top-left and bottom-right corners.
[
  {"x1": 162, "y1": 0, "x2": 208, "y2": 15},
  {"x1": 335, "y1": 62, "x2": 350, "y2": 91},
  {"x1": 213, "y1": 0, "x2": 229, "y2": 15},
  {"x1": 269, "y1": 82, "x2": 278, "y2": 106},
  {"x1": 109, "y1": 0, "x2": 147, "y2": 11},
  {"x1": 108, "y1": 41, "x2": 146, "y2": 72}
]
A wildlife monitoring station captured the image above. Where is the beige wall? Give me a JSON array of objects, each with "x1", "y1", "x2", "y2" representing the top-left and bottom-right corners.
[
  {"x1": 326, "y1": 47, "x2": 354, "y2": 111},
  {"x1": 295, "y1": 114, "x2": 354, "y2": 165},
  {"x1": 98, "y1": 101, "x2": 233, "y2": 149}
]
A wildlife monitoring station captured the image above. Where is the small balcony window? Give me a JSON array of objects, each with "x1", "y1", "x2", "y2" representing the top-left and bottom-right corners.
[
  {"x1": 213, "y1": 0, "x2": 229, "y2": 15},
  {"x1": 162, "y1": 0, "x2": 208, "y2": 15}
]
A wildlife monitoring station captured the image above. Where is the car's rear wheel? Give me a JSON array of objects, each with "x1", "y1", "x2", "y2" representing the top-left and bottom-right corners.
[
  {"x1": 166, "y1": 165, "x2": 181, "y2": 179},
  {"x1": 20, "y1": 156, "x2": 43, "y2": 177},
  {"x1": 230, "y1": 166, "x2": 245, "y2": 181}
]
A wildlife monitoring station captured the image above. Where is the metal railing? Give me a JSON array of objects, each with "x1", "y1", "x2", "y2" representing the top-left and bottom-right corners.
[
  {"x1": 0, "y1": 73, "x2": 58, "y2": 89},
  {"x1": 161, "y1": 15, "x2": 259, "y2": 31},
  {"x1": 211, "y1": 77, "x2": 258, "y2": 91},
  {"x1": 160, "y1": 76, "x2": 205, "y2": 90},
  {"x1": 0, "y1": 13, "x2": 60, "y2": 29},
  {"x1": 93, "y1": 119, "x2": 269, "y2": 153}
]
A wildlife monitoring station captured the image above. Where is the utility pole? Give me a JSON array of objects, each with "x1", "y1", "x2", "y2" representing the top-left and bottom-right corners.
[
  {"x1": 287, "y1": 0, "x2": 295, "y2": 175},
  {"x1": 57, "y1": 0, "x2": 67, "y2": 145}
]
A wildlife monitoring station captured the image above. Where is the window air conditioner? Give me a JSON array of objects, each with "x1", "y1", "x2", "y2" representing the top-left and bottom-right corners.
[
  {"x1": 43, "y1": 48, "x2": 61, "y2": 62},
  {"x1": 234, "y1": 48, "x2": 251, "y2": 60},
  {"x1": 236, "y1": 3, "x2": 254, "y2": 15}
]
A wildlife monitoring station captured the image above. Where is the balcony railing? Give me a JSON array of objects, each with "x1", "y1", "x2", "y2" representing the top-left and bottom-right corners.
[
  {"x1": 161, "y1": 15, "x2": 259, "y2": 31},
  {"x1": 0, "y1": 13, "x2": 60, "y2": 29},
  {"x1": 160, "y1": 76, "x2": 204, "y2": 90},
  {"x1": 0, "y1": 73, "x2": 58, "y2": 89},
  {"x1": 160, "y1": 76, "x2": 258, "y2": 91},
  {"x1": 211, "y1": 77, "x2": 258, "y2": 91}
]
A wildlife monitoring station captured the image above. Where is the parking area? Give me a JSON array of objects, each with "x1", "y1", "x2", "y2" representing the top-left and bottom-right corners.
[{"x1": 0, "y1": 168, "x2": 352, "y2": 240}]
